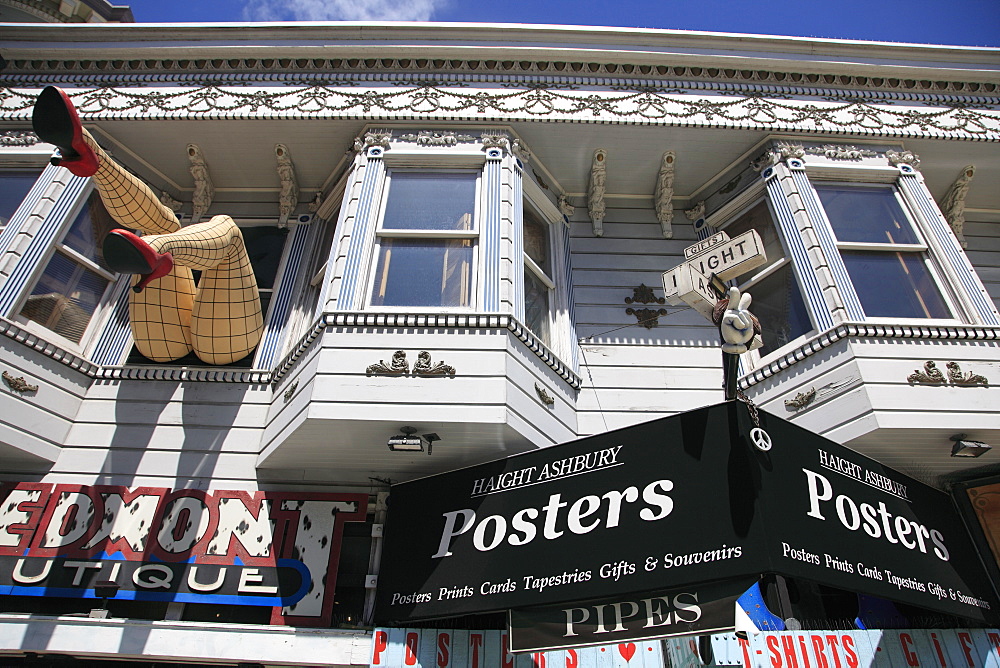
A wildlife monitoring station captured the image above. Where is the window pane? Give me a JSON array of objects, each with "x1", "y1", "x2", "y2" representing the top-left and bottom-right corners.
[
  {"x1": 749, "y1": 264, "x2": 811, "y2": 356},
  {"x1": 20, "y1": 250, "x2": 109, "y2": 343},
  {"x1": 0, "y1": 172, "x2": 39, "y2": 227},
  {"x1": 524, "y1": 268, "x2": 551, "y2": 346},
  {"x1": 523, "y1": 209, "x2": 550, "y2": 275},
  {"x1": 62, "y1": 195, "x2": 119, "y2": 272},
  {"x1": 382, "y1": 173, "x2": 476, "y2": 231},
  {"x1": 371, "y1": 238, "x2": 472, "y2": 307},
  {"x1": 842, "y1": 250, "x2": 951, "y2": 318},
  {"x1": 724, "y1": 200, "x2": 785, "y2": 274},
  {"x1": 815, "y1": 185, "x2": 920, "y2": 244}
]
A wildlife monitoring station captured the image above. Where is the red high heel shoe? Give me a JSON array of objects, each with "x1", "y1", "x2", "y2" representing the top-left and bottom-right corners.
[
  {"x1": 103, "y1": 230, "x2": 174, "y2": 293},
  {"x1": 32, "y1": 86, "x2": 99, "y2": 178}
]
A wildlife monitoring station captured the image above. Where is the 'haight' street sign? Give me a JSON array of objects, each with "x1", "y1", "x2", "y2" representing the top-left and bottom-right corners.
[{"x1": 375, "y1": 402, "x2": 999, "y2": 629}]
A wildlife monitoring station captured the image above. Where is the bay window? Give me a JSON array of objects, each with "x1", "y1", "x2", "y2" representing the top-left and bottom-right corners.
[
  {"x1": 725, "y1": 199, "x2": 811, "y2": 357},
  {"x1": 523, "y1": 205, "x2": 554, "y2": 346},
  {"x1": 814, "y1": 183, "x2": 954, "y2": 320},
  {"x1": 17, "y1": 192, "x2": 118, "y2": 346},
  {"x1": 369, "y1": 171, "x2": 478, "y2": 308}
]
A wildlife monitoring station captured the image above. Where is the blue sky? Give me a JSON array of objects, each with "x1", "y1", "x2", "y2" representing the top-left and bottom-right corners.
[{"x1": 123, "y1": 0, "x2": 1000, "y2": 47}]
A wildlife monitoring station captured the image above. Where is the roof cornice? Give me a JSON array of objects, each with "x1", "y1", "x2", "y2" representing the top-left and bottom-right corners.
[{"x1": 3, "y1": 22, "x2": 999, "y2": 85}]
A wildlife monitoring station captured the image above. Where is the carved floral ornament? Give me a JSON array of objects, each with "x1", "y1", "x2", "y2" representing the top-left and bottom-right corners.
[
  {"x1": 6, "y1": 86, "x2": 997, "y2": 140},
  {"x1": 907, "y1": 361, "x2": 988, "y2": 387},
  {"x1": 3, "y1": 370, "x2": 38, "y2": 394},
  {"x1": 366, "y1": 350, "x2": 455, "y2": 376}
]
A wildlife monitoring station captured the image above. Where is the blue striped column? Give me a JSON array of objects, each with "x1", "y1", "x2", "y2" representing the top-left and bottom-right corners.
[
  {"x1": 897, "y1": 169, "x2": 999, "y2": 326},
  {"x1": 557, "y1": 214, "x2": 580, "y2": 370},
  {"x1": 90, "y1": 281, "x2": 133, "y2": 365},
  {"x1": 481, "y1": 147, "x2": 505, "y2": 313},
  {"x1": 336, "y1": 148, "x2": 386, "y2": 311},
  {"x1": 0, "y1": 171, "x2": 91, "y2": 315},
  {"x1": 789, "y1": 165, "x2": 865, "y2": 322},
  {"x1": 255, "y1": 220, "x2": 313, "y2": 369},
  {"x1": 762, "y1": 165, "x2": 834, "y2": 332}
]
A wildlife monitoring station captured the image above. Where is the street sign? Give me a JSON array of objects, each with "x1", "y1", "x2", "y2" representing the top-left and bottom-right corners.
[
  {"x1": 662, "y1": 229, "x2": 767, "y2": 322},
  {"x1": 684, "y1": 229, "x2": 766, "y2": 283},
  {"x1": 662, "y1": 264, "x2": 720, "y2": 319}
]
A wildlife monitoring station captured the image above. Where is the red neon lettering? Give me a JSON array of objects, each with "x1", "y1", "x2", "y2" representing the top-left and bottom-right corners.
[
  {"x1": 405, "y1": 632, "x2": 419, "y2": 666},
  {"x1": 372, "y1": 631, "x2": 389, "y2": 665},
  {"x1": 798, "y1": 636, "x2": 812, "y2": 668},
  {"x1": 842, "y1": 635, "x2": 859, "y2": 668},
  {"x1": 565, "y1": 648, "x2": 578, "y2": 668},
  {"x1": 958, "y1": 632, "x2": 975, "y2": 666},
  {"x1": 931, "y1": 633, "x2": 947, "y2": 667},
  {"x1": 811, "y1": 635, "x2": 828, "y2": 668},
  {"x1": 825, "y1": 635, "x2": 842, "y2": 668},
  {"x1": 502, "y1": 633, "x2": 514, "y2": 668},
  {"x1": 469, "y1": 634, "x2": 484, "y2": 668},
  {"x1": 781, "y1": 635, "x2": 799, "y2": 668},
  {"x1": 437, "y1": 632, "x2": 450, "y2": 668},
  {"x1": 901, "y1": 633, "x2": 920, "y2": 667}
]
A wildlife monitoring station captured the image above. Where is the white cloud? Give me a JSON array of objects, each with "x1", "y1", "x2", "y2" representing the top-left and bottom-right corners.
[{"x1": 242, "y1": 0, "x2": 449, "y2": 22}]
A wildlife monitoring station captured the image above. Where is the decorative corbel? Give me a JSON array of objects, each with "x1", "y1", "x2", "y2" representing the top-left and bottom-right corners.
[
  {"x1": 557, "y1": 195, "x2": 575, "y2": 218},
  {"x1": 353, "y1": 131, "x2": 392, "y2": 153},
  {"x1": 885, "y1": 149, "x2": 921, "y2": 170},
  {"x1": 275, "y1": 144, "x2": 300, "y2": 228},
  {"x1": 307, "y1": 192, "x2": 323, "y2": 213},
  {"x1": 685, "y1": 201, "x2": 705, "y2": 223},
  {"x1": 159, "y1": 191, "x2": 183, "y2": 213},
  {"x1": 939, "y1": 165, "x2": 975, "y2": 248},
  {"x1": 187, "y1": 144, "x2": 214, "y2": 223},
  {"x1": 480, "y1": 133, "x2": 511, "y2": 153},
  {"x1": 588, "y1": 149, "x2": 607, "y2": 237},
  {"x1": 511, "y1": 139, "x2": 532, "y2": 162},
  {"x1": 654, "y1": 151, "x2": 676, "y2": 239}
]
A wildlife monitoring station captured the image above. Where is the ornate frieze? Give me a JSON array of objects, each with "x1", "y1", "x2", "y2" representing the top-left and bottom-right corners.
[
  {"x1": 365, "y1": 350, "x2": 456, "y2": 376},
  {"x1": 805, "y1": 144, "x2": 878, "y2": 161},
  {"x1": 397, "y1": 130, "x2": 478, "y2": 146},
  {"x1": 0, "y1": 130, "x2": 40, "y2": 147},
  {"x1": 5, "y1": 86, "x2": 997, "y2": 140},
  {"x1": 353, "y1": 131, "x2": 392, "y2": 152}
]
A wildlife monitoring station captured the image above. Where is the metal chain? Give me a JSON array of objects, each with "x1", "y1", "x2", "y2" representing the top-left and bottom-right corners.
[{"x1": 736, "y1": 389, "x2": 760, "y2": 428}]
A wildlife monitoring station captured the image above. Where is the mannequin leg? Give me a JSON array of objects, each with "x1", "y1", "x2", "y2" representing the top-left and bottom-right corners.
[{"x1": 139, "y1": 216, "x2": 263, "y2": 365}]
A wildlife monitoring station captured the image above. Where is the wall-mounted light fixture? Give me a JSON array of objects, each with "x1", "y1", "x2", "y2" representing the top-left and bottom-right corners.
[
  {"x1": 387, "y1": 426, "x2": 423, "y2": 452},
  {"x1": 950, "y1": 434, "x2": 992, "y2": 458}
]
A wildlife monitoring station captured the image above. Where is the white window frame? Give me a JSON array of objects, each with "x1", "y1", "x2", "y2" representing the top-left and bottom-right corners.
[
  {"x1": 13, "y1": 192, "x2": 120, "y2": 355},
  {"x1": 810, "y1": 179, "x2": 963, "y2": 326},
  {"x1": 714, "y1": 194, "x2": 816, "y2": 366},
  {"x1": 522, "y1": 200, "x2": 557, "y2": 347},
  {"x1": 365, "y1": 167, "x2": 483, "y2": 312}
]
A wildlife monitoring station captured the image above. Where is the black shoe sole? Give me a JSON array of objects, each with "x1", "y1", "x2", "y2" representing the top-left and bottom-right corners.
[
  {"x1": 32, "y1": 86, "x2": 81, "y2": 160},
  {"x1": 103, "y1": 232, "x2": 155, "y2": 275}
]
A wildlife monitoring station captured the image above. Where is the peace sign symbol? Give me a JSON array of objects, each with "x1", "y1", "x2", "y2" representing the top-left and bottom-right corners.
[{"x1": 750, "y1": 427, "x2": 772, "y2": 452}]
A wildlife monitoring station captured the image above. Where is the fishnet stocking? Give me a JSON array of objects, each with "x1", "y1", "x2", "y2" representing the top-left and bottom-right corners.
[
  {"x1": 144, "y1": 216, "x2": 263, "y2": 366},
  {"x1": 86, "y1": 133, "x2": 261, "y2": 365}
]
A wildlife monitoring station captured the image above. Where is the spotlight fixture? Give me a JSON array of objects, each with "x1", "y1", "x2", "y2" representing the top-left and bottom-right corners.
[
  {"x1": 950, "y1": 434, "x2": 992, "y2": 458},
  {"x1": 422, "y1": 432, "x2": 440, "y2": 456},
  {"x1": 387, "y1": 426, "x2": 423, "y2": 452}
]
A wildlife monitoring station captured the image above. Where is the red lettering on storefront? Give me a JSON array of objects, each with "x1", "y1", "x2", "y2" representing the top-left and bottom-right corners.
[{"x1": 371, "y1": 630, "x2": 389, "y2": 665}]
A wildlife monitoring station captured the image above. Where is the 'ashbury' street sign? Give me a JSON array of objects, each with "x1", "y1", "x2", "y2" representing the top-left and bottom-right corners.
[{"x1": 662, "y1": 230, "x2": 766, "y2": 318}]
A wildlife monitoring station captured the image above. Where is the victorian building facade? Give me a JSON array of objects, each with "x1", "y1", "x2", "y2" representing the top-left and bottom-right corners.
[{"x1": 1, "y1": 21, "x2": 999, "y2": 666}]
